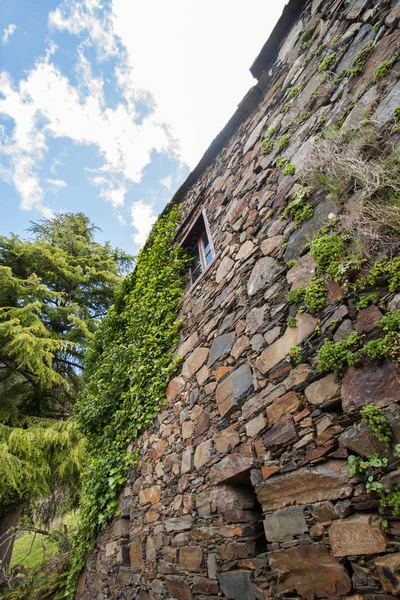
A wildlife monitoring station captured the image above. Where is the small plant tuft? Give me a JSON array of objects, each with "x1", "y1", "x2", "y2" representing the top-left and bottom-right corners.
[
  {"x1": 278, "y1": 134, "x2": 291, "y2": 151},
  {"x1": 360, "y1": 403, "x2": 393, "y2": 445},
  {"x1": 283, "y1": 163, "x2": 296, "y2": 176},
  {"x1": 318, "y1": 52, "x2": 337, "y2": 72}
]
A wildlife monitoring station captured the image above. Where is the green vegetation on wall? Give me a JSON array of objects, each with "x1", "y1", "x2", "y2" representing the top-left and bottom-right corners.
[{"x1": 66, "y1": 206, "x2": 187, "y2": 596}]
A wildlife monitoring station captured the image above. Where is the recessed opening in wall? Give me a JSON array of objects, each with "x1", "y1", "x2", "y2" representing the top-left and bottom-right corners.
[
  {"x1": 181, "y1": 209, "x2": 215, "y2": 290},
  {"x1": 217, "y1": 470, "x2": 267, "y2": 555}
]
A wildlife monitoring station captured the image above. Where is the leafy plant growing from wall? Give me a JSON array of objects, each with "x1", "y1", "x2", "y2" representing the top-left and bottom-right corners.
[{"x1": 65, "y1": 206, "x2": 188, "y2": 597}]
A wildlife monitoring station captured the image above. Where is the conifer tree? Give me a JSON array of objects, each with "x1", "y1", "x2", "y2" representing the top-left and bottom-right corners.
[{"x1": 0, "y1": 212, "x2": 133, "y2": 581}]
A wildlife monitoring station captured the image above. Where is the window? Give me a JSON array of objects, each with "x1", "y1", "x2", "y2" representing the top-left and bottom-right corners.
[{"x1": 182, "y1": 210, "x2": 215, "y2": 289}]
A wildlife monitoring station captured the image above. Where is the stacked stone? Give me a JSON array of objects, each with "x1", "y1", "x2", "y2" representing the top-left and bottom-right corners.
[{"x1": 77, "y1": 0, "x2": 400, "y2": 598}]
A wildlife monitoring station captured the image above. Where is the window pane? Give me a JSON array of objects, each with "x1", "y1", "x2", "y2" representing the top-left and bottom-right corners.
[{"x1": 201, "y1": 231, "x2": 213, "y2": 265}]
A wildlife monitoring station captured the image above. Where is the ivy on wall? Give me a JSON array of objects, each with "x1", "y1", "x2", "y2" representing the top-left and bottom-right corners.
[{"x1": 66, "y1": 206, "x2": 187, "y2": 596}]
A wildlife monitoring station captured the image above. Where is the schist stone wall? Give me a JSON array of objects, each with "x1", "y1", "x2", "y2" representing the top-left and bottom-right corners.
[{"x1": 77, "y1": 1, "x2": 400, "y2": 599}]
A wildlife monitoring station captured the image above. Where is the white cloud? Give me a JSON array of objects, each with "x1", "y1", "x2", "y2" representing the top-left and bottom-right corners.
[
  {"x1": 0, "y1": 47, "x2": 175, "y2": 216},
  {"x1": 0, "y1": 0, "x2": 288, "y2": 241},
  {"x1": 49, "y1": 0, "x2": 116, "y2": 59},
  {"x1": 47, "y1": 178, "x2": 67, "y2": 191},
  {"x1": 160, "y1": 175, "x2": 172, "y2": 190},
  {"x1": 2, "y1": 24, "x2": 16, "y2": 44},
  {"x1": 47, "y1": 0, "x2": 287, "y2": 168},
  {"x1": 100, "y1": 183, "x2": 126, "y2": 208},
  {"x1": 130, "y1": 200, "x2": 156, "y2": 246}
]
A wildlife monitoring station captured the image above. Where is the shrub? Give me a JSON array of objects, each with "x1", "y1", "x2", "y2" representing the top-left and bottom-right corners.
[
  {"x1": 304, "y1": 277, "x2": 327, "y2": 313},
  {"x1": 286, "y1": 286, "x2": 306, "y2": 304},
  {"x1": 374, "y1": 60, "x2": 392, "y2": 81},
  {"x1": 283, "y1": 186, "x2": 313, "y2": 228},
  {"x1": 348, "y1": 41, "x2": 374, "y2": 78},
  {"x1": 261, "y1": 138, "x2": 273, "y2": 155},
  {"x1": 360, "y1": 403, "x2": 393, "y2": 444},
  {"x1": 283, "y1": 163, "x2": 296, "y2": 176},
  {"x1": 278, "y1": 134, "x2": 291, "y2": 151},
  {"x1": 318, "y1": 52, "x2": 337, "y2": 72}
]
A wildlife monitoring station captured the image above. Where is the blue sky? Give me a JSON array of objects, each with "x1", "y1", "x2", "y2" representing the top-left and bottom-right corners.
[{"x1": 0, "y1": 0, "x2": 286, "y2": 253}]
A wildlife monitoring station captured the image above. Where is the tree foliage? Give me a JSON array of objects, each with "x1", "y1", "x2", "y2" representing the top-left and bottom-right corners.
[
  {"x1": 0, "y1": 420, "x2": 84, "y2": 517},
  {"x1": 0, "y1": 212, "x2": 133, "y2": 420}
]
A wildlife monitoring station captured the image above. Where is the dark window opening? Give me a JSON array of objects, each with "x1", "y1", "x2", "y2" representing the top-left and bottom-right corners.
[
  {"x1": 182, "y1": 210, "x2": 215, "y2": 290},
  {"x1": 217, "y1": 470, "x2": 267, "y2": 555}
]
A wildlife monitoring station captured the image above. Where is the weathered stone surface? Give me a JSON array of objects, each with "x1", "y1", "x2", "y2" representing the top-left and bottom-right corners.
[
  {"x1": 246, "y1": 306, "x2": 265, "y2": 335},
  {"x1": 284, "y1": 198, "x2": 338, "y2": 262},
  {"x1": 139, "y1": 486, "x2": 161, "y2": 506},
  {"x1": 374, "y1": 85, "x2": 400, "y2": 126},
  {"x1": 266, "y1": 392, "x2": 300, "y2": 424},
  {"x1": 255, "y1": 313, "x2": 317, "y2": 374},
  {"x1": 343, "y1": 85, "x2": 380, "y2": 130},
  {"x1": 179, "y1": 547, "x2": 203, "y2": 570},
  {"x1": 215, "y1": 363, "x2": 253, "y2": 417},
  {"x1": 130, "y1": 539, "x2": 143, "y2": 567},
  {"x1": 268, "y1": 543, "x2": 351, "y2": 600},
  {"x1": 339, "y1": 422, "x2": 390, "y2": 458},
  {"x1": 283, "y1": 363, "x2": 312, "y2": 388},
  {"x1": 181, "y1": 446, "x2": 194, "y2": 474},
  {"x1": 247, "y1": 257, "x2": 280, "y2": 297},
  {"x1": 218, "y1": 571, "x2": 255, "y2": 600},
  {"x1": 256, "y1": 460, "x2": 351, "y2": 511},
  {"x1": 264, "y1": 506, "x2": 308, "y2": 542},
  {"x1": 231, "y1": 335, "x2": 250, "y2": 359},
  {"x1": 375, "y1": 553, "x2": 400, "y2": 594},
  {"x1": 345, "y1": 0, "x2": 370, "y2": 20},
  {"x1": 385, "y1": 403, "x2": 400, "y2": 444},
  {"x1": 214, "y1": 425, "x2": 240, "y2": 453},
  {"x1": 304, "y1": 373, "x2": 340, "y2": 406},
  {"x1": 354, "y1": 305, "x2": 383, "y2": 333},
  {"x1": 194, "y1": 439, "x2": 213, "y2": 469},
  {"x1": 182, "y1": 347, "x2": 209, "y2": 379},
  {"x1": 207, "y1": 332, "x2": 236, "y2": 366},
  {"x1": 333, "y1": 319, "x2": 354, "y2": 342},
  {"x1": 286, "y1": 254, "x2": 316, "y2": 289},
  {"x1": 342, "y1": 360, "x2": 400, "y2": 412},
  {"x1": 236, "y1": 240, "x2": 255, "y2": 261},
  {"x1": 263, "y1": 417, "x2": 298, "y2": 449},
  {"x1": 216, "y1": 255, "x2": 234, "y2": 283},
  {"x1": 165, "y1": 576, "x2": 192, "y2": 600},
  {"x1": 166, "y1": 376, "x2": 186, "y2": 402},
  {"x1": 165, "y1": 515, "x2": 193, "y2": 532},
  {"x1": 261, "y1": 235, "x2": 283, "y2": 256},
  {"x1": 177, "y1": 332, "x2": 199, "y2": 358},
  {"x1": 210, "y1": 444, "x2": 253, "y2": 484},
  {"x1": 246, "y1": 413, "x2": 266, "y2": 437},
  {"x1": 329, "y1": 514, "x2": 386, "y2": 557}
]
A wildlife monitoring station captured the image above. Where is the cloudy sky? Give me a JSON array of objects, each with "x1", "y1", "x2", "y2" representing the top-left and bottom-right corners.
[{"x1": 0, "y1": 0, "x2": 287, "y2": 252}]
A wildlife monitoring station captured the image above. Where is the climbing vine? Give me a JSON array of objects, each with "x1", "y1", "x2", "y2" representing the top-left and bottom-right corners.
[{"x1": 66, "y1": 206, "x2": 188, "y2": 596}]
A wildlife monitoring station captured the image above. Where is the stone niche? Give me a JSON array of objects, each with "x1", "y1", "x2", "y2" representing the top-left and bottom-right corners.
[{"x1": 76, "y1": 0, "x2": 400, "y2": 598}]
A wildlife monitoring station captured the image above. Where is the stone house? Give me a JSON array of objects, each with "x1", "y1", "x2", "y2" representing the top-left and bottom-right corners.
[{"x1": 77, "y1": 0, "x2": 400, "y2": 598}]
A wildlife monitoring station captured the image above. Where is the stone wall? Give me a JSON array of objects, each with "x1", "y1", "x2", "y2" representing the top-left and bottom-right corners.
[{"x1": 77, "y1": 0, "x2": 400, "y2": 598}]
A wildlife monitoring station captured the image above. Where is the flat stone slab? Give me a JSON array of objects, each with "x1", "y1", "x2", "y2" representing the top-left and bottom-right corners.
[
  {"x1": 256, "y1": 460, "x2": 351, "y2": 511},
  {"x1": 329, "y1": 514, "x2": 386, "y2": 557},
  {"x1": 215, "y1": 363, "x2": 253, "y2": 417},
  {"x1": 247, "y1": 257, "x2": 280, "y2": 297},
  {"x1": 255, "y1": 312, "x2": 317, "y2": 375},
  {"x1": 218, "y1": 570, "x2": 255, "y2": 600},
  {"x1": 207, "y1": 332, "x2": 236, "y2": 366},
  {"x1": 268, "y1": 543, "x2": 351, "y2": 600},
  {"x1": 342, "y1": 360, "x2": 400, "y2": 412},
  {"x1": 263, "y1": 505, "x2": 308, "y2": 542}
]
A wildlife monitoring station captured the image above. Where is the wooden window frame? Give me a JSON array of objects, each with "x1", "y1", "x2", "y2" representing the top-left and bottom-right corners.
[{"x1": 180, "y1": 208, "x2": 216, "y2": 290}]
